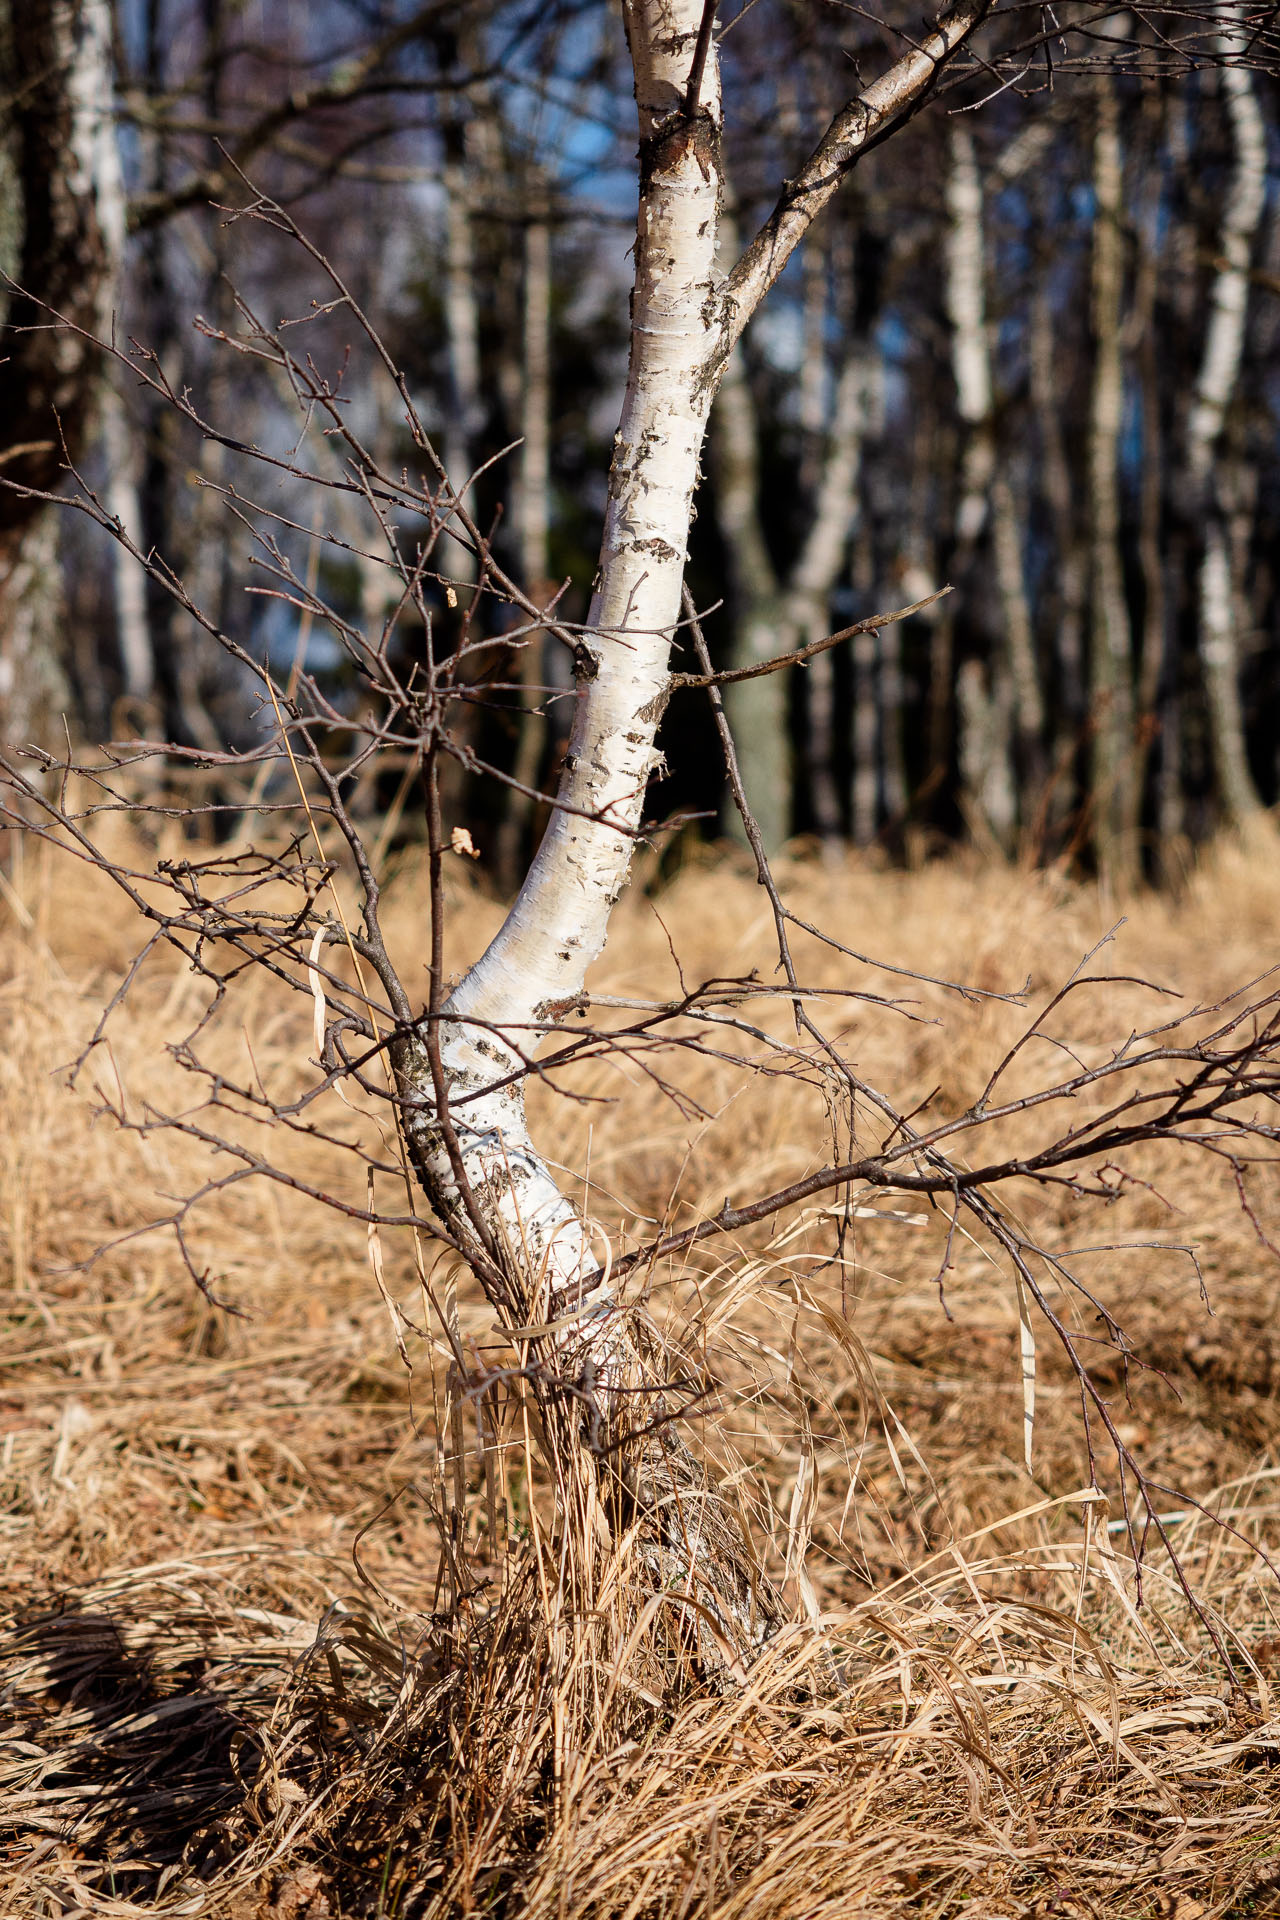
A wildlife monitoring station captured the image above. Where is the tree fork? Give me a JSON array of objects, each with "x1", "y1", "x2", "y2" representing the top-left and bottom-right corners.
[{"x1": 391, "y1": 0, "x2": 993, "y2": 1670}]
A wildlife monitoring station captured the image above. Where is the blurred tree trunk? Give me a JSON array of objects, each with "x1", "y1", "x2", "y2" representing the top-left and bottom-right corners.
[
  {"x1": 1186, "y1": 52, "x2": 1267, "y2": 830},
  {"x1": 944, "y1": 122, "x2": 1038, "y2": 852},
  {"x1": 101, "y1": 387, "x2": 154, "y2": 711},
  {"x1": 496, "y1": 202, "x2": 554, "y2": 890},
  {"x1": 1087, "y1": 77, "x2": 1138, "y2": 888},
  {"x1": 0, "y1": 0, "x2": 118, "y2": 746},
  {"x1": 710, "y1": 336, "x2": 789, "y2": 854},
  {"x1": 442, "y1": 105, "x2": 484, "y2": 589},
  {"x1": 167, "y1": 0, "x2": 231, "y2": 754},
  {"x1": 712, "y1": 230, "x2": 868, "y2": 854},
  {"x1": 392, "y1": 0, "x2": 993, "y2": 1659},
  {"x1": 1029, "y1": 276, "x2": 1086, "y2": 835},
  {"x1": 795, "y1": 348, "x2": 869, "y2": 846},
  {"x1": 1131, "y1": 91, "x2": 1169, "y2": 864},
  {"x1": 90, "y1": 30, "x2": 154, "y2": 717}
]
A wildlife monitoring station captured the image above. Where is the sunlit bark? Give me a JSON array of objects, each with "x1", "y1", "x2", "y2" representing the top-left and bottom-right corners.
[
  {"x1": 1187, "y1": 47, "x2": 1268, "y2": 829},
  {"x1": 945, "y1": 122, "x2": 1040, "y2": 852},
  {"x1": 1087, "y1": 77, "x2": 1138, "y2": 889},
  {"x1": 393, "y1": 0, "x2": 994, "y2": 1657}
]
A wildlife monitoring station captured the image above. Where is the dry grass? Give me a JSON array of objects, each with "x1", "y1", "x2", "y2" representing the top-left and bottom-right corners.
[{"x1": 2, "y1": 828, "x2": 1280, "y2": 1918}]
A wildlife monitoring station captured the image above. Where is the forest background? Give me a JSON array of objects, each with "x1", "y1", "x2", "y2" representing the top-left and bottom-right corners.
[{"x1": 4, "y1": 0, "x2": 1279, "y2": 883}]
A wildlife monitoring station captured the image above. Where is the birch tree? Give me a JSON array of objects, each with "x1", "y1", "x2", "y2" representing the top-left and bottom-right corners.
[
  {"x1": 1087, "y1": 74, "x2": 1139, "y2": 889},
  {"x1": 20, "y1": 0, "x2": 1273, "y2": 1687},
  {"x1": 1186, "y1": 37, "x2": 1269, "y2": 832},
  {"x1": 0, "y1": 0, "x2": 120, "y2": 744},
  {"x1": 385, "y1": 0, "x2": 994, "y2": 1658}
]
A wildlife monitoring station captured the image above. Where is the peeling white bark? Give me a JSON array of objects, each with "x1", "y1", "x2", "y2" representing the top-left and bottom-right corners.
[
  {"x1": 401, "y1": 0, "x2": 729, "y2": 1387},
  {"x1": 391, "y1": 0, "x2": 995, "y2": 1655}
]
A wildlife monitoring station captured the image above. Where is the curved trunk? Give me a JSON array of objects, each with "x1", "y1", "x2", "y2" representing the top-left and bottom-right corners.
[
  {"x1": 396, "y1": 6, "x2": 774, "y2": 1663},
  {"x1": 946, "y1": 122, "x2": 1040, "y2": 853},
  {"x1": 1087, "y1": 78, "x2": 1138, "y2": 889},
  {"x1": 391, "y1": 0, "x2": 994, "y2": 1665}
]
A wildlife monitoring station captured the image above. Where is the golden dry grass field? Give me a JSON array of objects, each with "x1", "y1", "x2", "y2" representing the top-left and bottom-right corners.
[{"x1": 2, "y1": 825, "x2": 1280, "y2": 1918}]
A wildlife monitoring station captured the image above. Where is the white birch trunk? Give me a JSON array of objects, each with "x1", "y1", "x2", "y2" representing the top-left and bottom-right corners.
[
  {"x1": 713, "y1": 343, "x2": 790, "y2": 854},
  {"x1": 794, "y1": 349, "x2": 868, "y2": 845},
  {"x1": 945, "y1": 123, "x2": 994, "y2": 547},
  {"x1": 1187, "y1": 45, "x2": 1267, "y2": 827},
  {"x1": 497, "y1": 206, "x2": 555, "y2": 886},
  {"x1": 0, "y1": 0, "x2": 119, "y2": 742},
  {"x1": 102, "y1": 386, "x2": 155, "y2": 704},
  {"x1": 390, "y1": 0, "x2": 994, "y2": 1658},
  {"x1": 90, "y1": 53, "x2": 156, "y2": 709},
  {"x1": 394, "y1": 5, "x2": 772, "y2": 1659},
  {"x1": 945, "y1": 122, "x2": 1038, "y2": 851}
]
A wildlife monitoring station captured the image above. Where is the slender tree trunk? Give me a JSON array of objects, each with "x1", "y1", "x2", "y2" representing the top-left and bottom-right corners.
[
  {"x1": 850, "y1": 623, "x2": 878, "y2": 845},
  {"x1": 167, "y1": 0, "x2": 231, "y2": 755},
  {"x1": 0, "y1": 0, "x2": 117, "y2": 744},
  {"x1": 945, "y1": 121, "x2": 1030, "y2": 853},
  {"x1": 945, "y1": 124, "x2": 995, "y2": 550},
  {"x1": 879, "y1": 612, "x2": 908, "y2": 829},
  {"x1": 1030, "y1": 278, "x2": 1086, "y2": 821},
  {"x1": 712, "y1": 240, "x2": 868, "y2": 853},
  {"x1": 794, "y1": 349, "x2": 868, "y2": 846},
  {"x1": 92, "y1": 35, "x2": 155, "y2": 713},
  {"x1": 102, "y1": 385, "x2": 155, "y2": 706},
  {"x1": 1131, "y1": 95, "x2": 1170, "y2": 868},
  {"x1": 497, "y1": 206, "x2": 555, "y2": 889},
  {"x1": 442, "y1": 120, "x2": 484, "y2": 588},
  {"x1": 396, "y1": 7, "x2": 773, "y2": 1661},
  {"x1": 711, "y1": 343, "x2": 789, "y2": 854},
  {"x1": 991, "y1": 472, "x2": 1042, "y2": 770},
  {"x1": 1186, "y1": 49, "x2": 1267, "y2": 829},
  {"x1": 392, "y1": 0, "x2": 993, "y2": 1661},
  {"x1": 1087, "y1": 78, "x2": 1138, "y2": 888}
]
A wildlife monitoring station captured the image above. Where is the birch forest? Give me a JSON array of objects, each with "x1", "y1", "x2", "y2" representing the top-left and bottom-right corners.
[{"x1": 3, "y1": 0, "x2": 1279, "y2": 884}]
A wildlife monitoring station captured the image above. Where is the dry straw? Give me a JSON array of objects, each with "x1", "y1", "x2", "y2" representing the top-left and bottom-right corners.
[{"x1": 2, "y1": 831, "x2": 1280, "y2": 1916}]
